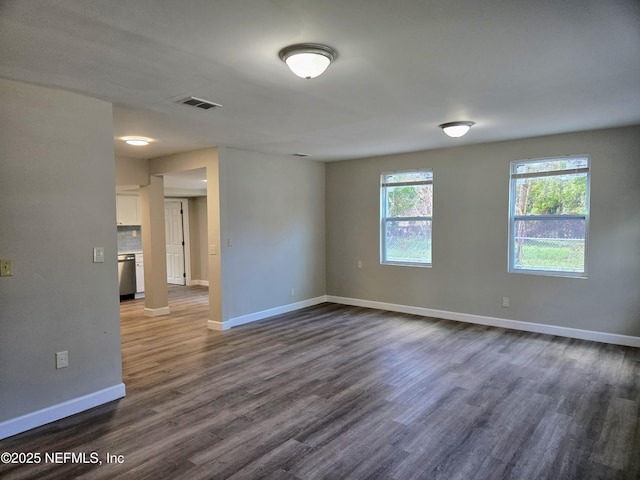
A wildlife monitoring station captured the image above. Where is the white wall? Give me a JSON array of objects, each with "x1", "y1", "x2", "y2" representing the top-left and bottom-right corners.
[
  {"x1": 0, "y1": 79, "x2": 124, "y2": 432},
  {"x1": 326, "y1": 125, "x2": 640, "y2": 337},
  {"x1": 218, "y1": 148, "x2": 326, "y2": 322}
]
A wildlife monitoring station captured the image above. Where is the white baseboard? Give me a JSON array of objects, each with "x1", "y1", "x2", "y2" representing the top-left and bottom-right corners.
[
  {"x1": 326, "y1": 296, "x2": 640, "y2": 348},
  {"x1": 191, "y1": 280, "x2": 209, "y2": 287},
  {"x1": 144, "y1": 306, "x2": 170, "y2": 317},
  {"x1": 209, "y1": 296, "x2": 328, "y2": 331},
  {"x1": 0, "y1": 383, "x2": 126, "y2": 441},
  {"x1": 200, "y1": 293, "x2": 640, "y2": 347}
]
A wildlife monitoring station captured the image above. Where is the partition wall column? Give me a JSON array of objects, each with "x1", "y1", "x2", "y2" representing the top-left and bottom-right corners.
[
  {"x1": 206, "y1": 160, "x2": 223, "y2": 329},
  {"x1": 140, "y1": 175, "x2": 169, "y2": 316}
]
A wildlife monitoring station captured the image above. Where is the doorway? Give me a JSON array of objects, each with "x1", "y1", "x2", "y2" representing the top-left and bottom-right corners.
[{"x1": 165, "y1": 199, "x2": 189, "y2": 285}]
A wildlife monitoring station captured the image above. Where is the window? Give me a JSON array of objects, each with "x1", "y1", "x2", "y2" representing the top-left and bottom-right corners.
[
  {"x1": 509, "y1": 156, "x2": 590, "y2": 276},
  {"x1": 381, "y1": 169, "x2": 433, "y2": 266}
]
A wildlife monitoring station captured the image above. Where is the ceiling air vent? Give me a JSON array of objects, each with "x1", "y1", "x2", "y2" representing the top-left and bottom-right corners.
[
  {"x1": 290, "y1": 153, "x2": 310, "y2": 157},
  {"x1": 178, "y1": 96, "x2": 222, "y2": 110}
]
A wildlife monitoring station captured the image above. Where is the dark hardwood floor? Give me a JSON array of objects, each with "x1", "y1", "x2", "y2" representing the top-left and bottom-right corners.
[{"x1": 2, "y1": 286, "x2": 639, "y2": 479}]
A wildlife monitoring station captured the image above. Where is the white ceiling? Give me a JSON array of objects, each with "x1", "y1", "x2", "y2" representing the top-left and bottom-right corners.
[{"x1": 1, "y1": 0, "x2": 639, "y2": 162}]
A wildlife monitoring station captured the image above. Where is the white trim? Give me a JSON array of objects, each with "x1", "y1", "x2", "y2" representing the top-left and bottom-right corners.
[
  {"x1": 203, "y1": 293, "x2": 640, "y2": 347},
  {"x1": 0, "y1": 383, "x2": 126, "y2": 441},
  {"x1": 326, "y1": 296, "x2": 640, "y2": 348},
  {"x1": 164, "y1": 198, "x2": 191, "y2": 286},
  {"x1": 508, "y1": 155, "x2": 591, "y2": 278},
  {"x1": 178, "y1": 198, "x2": 192, "y2": 285},
  {"x1": 144, "y1": 306, "x2": 170, "y2": 317},
  {"x1": 191, "y1": 280, "x2": 209, "y2": 287},
  {"x1": 210, "y1": 296, "x2": 328, "y2": 331}
]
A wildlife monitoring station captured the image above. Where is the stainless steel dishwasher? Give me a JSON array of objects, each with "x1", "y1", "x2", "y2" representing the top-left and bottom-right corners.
[{"x1": 117, "y1": 254, "x2": 136, "y2": 300}]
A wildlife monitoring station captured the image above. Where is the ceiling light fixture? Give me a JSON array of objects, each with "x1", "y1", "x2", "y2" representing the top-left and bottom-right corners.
[
  {"x1": 439, "y1": 121, "x2": 475, "y2": 138},
  {"x1": 279, "y1": 43, "x2": 337, "y2": 79},
  {"x1": 123, "y1": 136, "x2": 151, "y2": 146}
]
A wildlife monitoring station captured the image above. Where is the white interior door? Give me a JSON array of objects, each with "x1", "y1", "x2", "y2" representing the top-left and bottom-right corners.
[{"x1": 165, "y1": 201, "x2": 185, "y2": 285}]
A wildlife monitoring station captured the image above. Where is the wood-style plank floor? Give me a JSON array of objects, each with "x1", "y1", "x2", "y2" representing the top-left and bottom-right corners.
[{"x1": 2, "y1": 286, "x2": 639, "y2": 479}]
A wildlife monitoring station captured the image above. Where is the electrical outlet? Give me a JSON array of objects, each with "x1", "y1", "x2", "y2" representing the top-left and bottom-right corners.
[
  {"x1": 357, "y1": 260, "x2": 363, "y2": 269},
  {"x1": 56, "y1": 351, "x2": 69, "y2": 369},
  {"x1": 290, "y1": 288, "x2": 295, "y2": 297},
  {"x1": 502, "y1": 297, "x2": 510, "y2": 308}
]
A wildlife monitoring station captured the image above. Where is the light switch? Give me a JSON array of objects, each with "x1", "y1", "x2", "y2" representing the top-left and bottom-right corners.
[
  {"x1": 0, "y1": 259, "x2": 13, "y2": 277},
  {"x1": 208, "y1": 245, "x2": 217, "y2": 255},
  {"x1": 93, "y1": 247, "x2": 105, "y2": 263}
]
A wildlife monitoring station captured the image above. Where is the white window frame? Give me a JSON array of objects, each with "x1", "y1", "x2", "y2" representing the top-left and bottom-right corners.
[
  {"x1": 380, "y1": 169, "x2": 433, "y2": 267},
  {"x1": 508, "y1": 155, "x2": 590, "y2": 277}
]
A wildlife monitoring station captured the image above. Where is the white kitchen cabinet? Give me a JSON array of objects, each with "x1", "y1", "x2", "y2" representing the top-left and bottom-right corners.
[
  {"x1": 116, "y1": 195, "x2": 140, "y2": 225},
  {"x1": 135, "y1": 253, "x2": 144, "y2": 294}
]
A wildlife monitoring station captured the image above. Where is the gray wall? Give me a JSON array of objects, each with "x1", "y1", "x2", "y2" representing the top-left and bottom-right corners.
[
  {"x1": 326, "y1": 125, "x2": 640, "y2": 336},
  {"x1": 0, "y1": 79, "x2": 123, "y2": 421},
  {"x1": 218, "y1": 147, "x2": 326, "y2": 321}
]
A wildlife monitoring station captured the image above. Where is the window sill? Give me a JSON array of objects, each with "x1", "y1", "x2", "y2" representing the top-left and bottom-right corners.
[
  {"x1": 381, "y1": 261, "x2": 432, "y2": 268},
  {"x1": 509, "y1": 268, "x2": 587, "y2": 279}
]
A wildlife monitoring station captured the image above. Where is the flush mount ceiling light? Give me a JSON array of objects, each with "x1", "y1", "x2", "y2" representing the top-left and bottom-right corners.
[
  {"x1": 123, "y1": 136, "x2": 151, "y2": 146},
  {"x1": 279, "y1": 43, "x2": 337, "y2": 79},
  {"x1": 439, "y1": 121, "x2": 475, "y2": 138}
]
